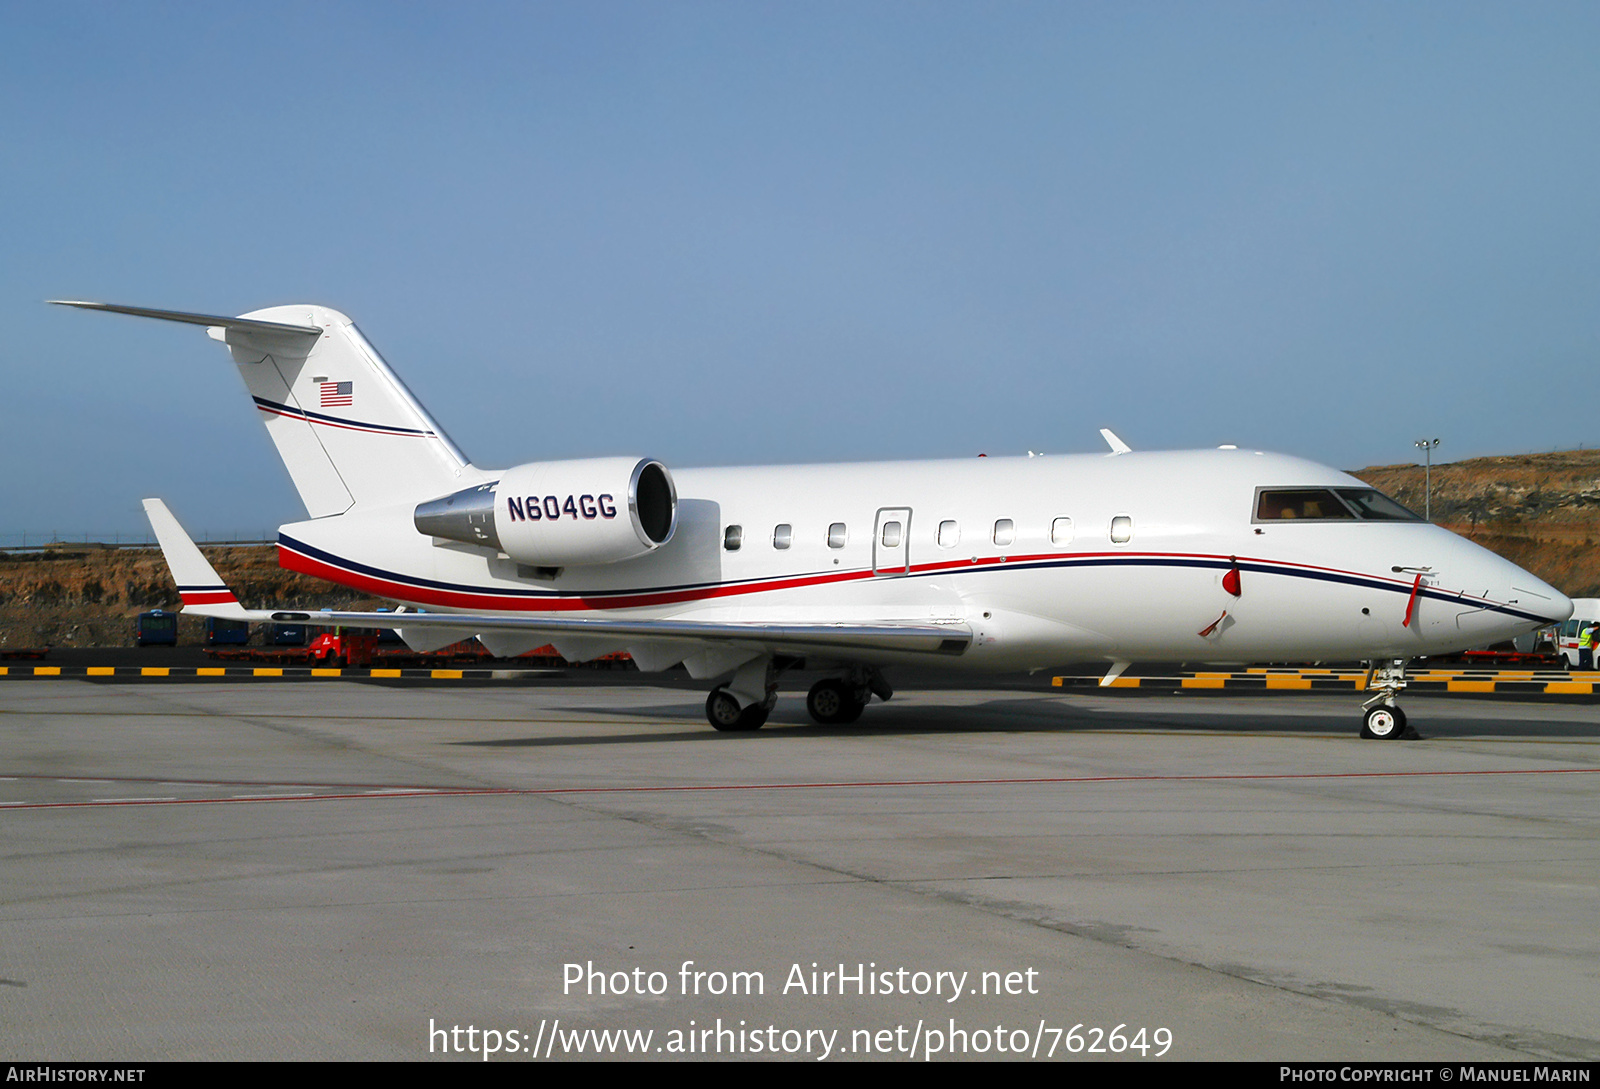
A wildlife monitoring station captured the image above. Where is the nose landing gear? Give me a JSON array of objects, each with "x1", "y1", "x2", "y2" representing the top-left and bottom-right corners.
[{"x1": 1360, "y1": 659, "x2": 1410, "y2": 740}]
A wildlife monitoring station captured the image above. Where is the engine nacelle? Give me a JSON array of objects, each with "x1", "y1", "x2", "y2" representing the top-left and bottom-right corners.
[{"x1": 415, "y1": 457, "x2": 677, "y2": 567}]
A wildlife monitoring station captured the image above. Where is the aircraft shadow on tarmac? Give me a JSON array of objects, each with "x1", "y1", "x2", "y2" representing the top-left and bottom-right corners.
[{"x1": 451, "y1": 694, "x2": 1600, "y2": 748}]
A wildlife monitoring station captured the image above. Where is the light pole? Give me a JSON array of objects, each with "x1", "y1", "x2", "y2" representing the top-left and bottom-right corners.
[{"x1": 1414, "y1": 438, "x2": 1440, "y2": 521}]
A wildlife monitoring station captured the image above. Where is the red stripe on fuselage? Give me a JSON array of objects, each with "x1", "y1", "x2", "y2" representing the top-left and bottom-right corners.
[
  {"x1": 277, "y1": 543, "x2": 893, "y2": 611},
  {"x1": 277, "y1": 541, "x2": 1427, "y2": 616}
]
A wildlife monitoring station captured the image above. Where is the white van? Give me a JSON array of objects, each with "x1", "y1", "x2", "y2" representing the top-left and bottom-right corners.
[{"x1": 1555, "y1": 599, "x2": 1600, "y2": 669}]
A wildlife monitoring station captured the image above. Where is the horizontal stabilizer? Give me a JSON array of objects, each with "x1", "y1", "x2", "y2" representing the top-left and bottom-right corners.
[{"x1": 49, "y1": 300, "x2": 322, "y2": 338}]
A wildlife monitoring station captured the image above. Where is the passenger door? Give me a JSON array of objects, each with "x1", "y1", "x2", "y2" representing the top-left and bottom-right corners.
[{"x1": 873, "y1": 507, "x2": 912, "y2": 577}]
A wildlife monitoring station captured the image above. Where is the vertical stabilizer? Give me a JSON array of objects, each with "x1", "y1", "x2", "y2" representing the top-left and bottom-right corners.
[{"x1": 221, "y1": 305, "x2": 474, "y2": 515}]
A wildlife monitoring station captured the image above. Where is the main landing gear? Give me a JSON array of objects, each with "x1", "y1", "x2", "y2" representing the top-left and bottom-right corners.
[
  {"x1": 805, "y1": 678, "x2": 866, "y2": 724},
  {"x1": 704, "y1": 656, "x2": 778, "y2": 732},
  {"x1": 805, "y1": 669, "x2": 892, "y2": 726},
  {"x1": 1359, "y1": 658, "x2": 1409, "y2": 740},
  {"x1": 701, "y1": 662, "x2": 893, "y2": 731},
  {"x1": 705, "y1": 687, "x2": 770, "y2": 731}
]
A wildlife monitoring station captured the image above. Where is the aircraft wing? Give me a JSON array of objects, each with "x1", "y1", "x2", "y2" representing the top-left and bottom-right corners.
[
  {"x1": 142, "y1": 499, "x2": 971, "y2": 667},
  {"x1": 218, "y1": 605, "x2": 967, "y2": 657}
]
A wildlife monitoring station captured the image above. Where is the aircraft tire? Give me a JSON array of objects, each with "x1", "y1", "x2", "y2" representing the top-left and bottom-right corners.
[
  {"x1": 836, "y1": 692, "x2": 865, "y2": 724},
  {"x1": 707, "y1": 687, "x2": 766, "y2": 732},
  {"x1": 806, "y1": 679, "x2": 853, "y2": 724},
  {"x1": 1360, "y1": 705, "x2": 1406, "y2": 740}
]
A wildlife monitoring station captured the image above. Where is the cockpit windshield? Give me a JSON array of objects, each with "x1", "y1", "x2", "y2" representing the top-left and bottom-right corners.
[{"x1": 1255, "y1": 487, "x2": 1424, "y2": 523}]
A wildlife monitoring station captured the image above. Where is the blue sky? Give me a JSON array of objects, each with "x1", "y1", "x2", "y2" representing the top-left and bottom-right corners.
[{"x1": 4, "y1": 2, "x2": 1597, "y2": 537}]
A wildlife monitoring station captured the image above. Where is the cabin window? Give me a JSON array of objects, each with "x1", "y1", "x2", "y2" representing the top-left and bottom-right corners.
[
  {"x1": 880, "y1": 521, "x2": 902, "y2": 548},
  {"x1": 1050, "y1": 517, "x2": 1073, "y2": 546},
  {"x1": 992, "y1": 519, "x2": 1014, "y2": 547},
  {"x1": 723, "y1": 525, "x2": 743, "y2": 551},
  {"x1": 772, "y1": 524, "x2": 792, "y2": 549},
  {"x1": 1110, "y1": 515, "x2": 1133, "y2": 543},
  {"x1": 937, "y1": 520, "x2": 958, "y2": 548},
  {"x1": 828, "y1": 523, "x2": 848, "y2": 548}
]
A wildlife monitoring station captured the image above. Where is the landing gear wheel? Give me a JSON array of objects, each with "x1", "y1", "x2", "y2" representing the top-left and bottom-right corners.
[
  {"x1": 806, "y1": 679, "x2": 866, "y2": 725},
  {"x1": 1361, "y1": 705, "x2": 1406, "y2": 740},
  {"x1": 706, "y1": 687, "x2": 767, "y2": 732}
]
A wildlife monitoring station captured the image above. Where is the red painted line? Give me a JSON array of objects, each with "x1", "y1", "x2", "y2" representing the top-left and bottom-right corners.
[{"x1": 11, "y1": 766, "x2": 1596, "y2": 809}]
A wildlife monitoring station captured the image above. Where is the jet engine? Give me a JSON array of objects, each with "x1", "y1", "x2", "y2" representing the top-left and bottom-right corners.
[{"x1": 414, "y1": 457, "x2": 677, "y2": 567}]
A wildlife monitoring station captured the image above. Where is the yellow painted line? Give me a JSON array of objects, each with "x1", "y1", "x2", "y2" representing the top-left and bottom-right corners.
[
  {"x1": 370, "y1": 669, "x2": 402, "y2": 678},
  {"x1": 0, "y1": 667, "x2": 7, "y2": 676},
  {"x1": 197, "y1": 668, "x2": 226, "y2": 677},
  {"x1": 1051, "y1": 677, "x2": 1065, "y2": 687},
  {"x1": 253, "y1": 668, "x2": 284, "y2": 677},
  {"x1": 1446, "y1": 680, "x2": 1497, "y2": 693},
  {"x1": 140, "y1": 667, "x2": 170, "y2": 677},
  {"x1": 430, "y1": 669, "x2": 463, "y2": 680},
  {"x1": 87, "y1": 667, "x2": 115, "y2": 676},
  {"x1": 33, "y1": 667, "x2": 60, "y2": 676},
  {"x1": 1181, "y1": 677, "x2": 1226, "y2": 689},
  {"x1": 1545, "y1": 681, "x2": 1598, "y2": 694},
  {"x1": 1265, "y1": 676, "x2": 1313, "y2": 690},
  {"x1": 1106, "y1": 677, "x2": 1142, "y2": 688},
  {"x1": 310, "y1": 668, "x2": 343, "y2": 678}
]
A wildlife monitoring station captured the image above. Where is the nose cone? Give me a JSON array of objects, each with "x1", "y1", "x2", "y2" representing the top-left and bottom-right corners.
[
  {"x1": 1443, "y1": 536, "x2": 1572, "y2": 635},
  {"x1": 1515, "y1": 575, "x2": 1574, "y2": 626}
]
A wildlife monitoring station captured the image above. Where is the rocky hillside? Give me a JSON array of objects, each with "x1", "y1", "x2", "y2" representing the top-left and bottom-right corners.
[
  {"x1": 1352, "y1": 449, "x2": 1600, "y2": 598},
  {"x1": 0, "y1": 544, "x2": 375, "y2": 649},
  {"x1": 3, "y1": 448, "x2": 1597, "y2": 647}
]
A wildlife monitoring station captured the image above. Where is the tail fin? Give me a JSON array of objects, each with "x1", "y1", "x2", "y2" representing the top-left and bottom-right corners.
[
  {"x1": 142, "y1": 498, "x2": 248, "y2": 619},
  {"x1": 53, "y1": 301, "x2": 476, "y2": 516}
]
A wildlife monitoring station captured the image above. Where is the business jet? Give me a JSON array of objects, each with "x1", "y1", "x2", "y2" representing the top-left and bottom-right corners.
[{"x1": 53, "y1": 300, "x2": 1573, "y2": 738}]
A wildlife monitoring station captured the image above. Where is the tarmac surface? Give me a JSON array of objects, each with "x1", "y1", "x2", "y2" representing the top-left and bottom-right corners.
[{"x1": 2, "y1": 674, "x2": 1597, "y2": 1061}]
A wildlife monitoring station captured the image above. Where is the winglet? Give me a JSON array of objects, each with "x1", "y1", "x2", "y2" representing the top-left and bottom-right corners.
[
  {"x1": 1099, "y1": 428, "x2": 1132, "y2": 455},
  {"x1": 141, "y1": 499, "x2": 248, "y2": 618}
]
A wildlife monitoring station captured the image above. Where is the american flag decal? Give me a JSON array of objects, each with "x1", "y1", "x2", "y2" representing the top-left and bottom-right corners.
[{"x1": 319, "y1": 380, "x2": 353, "y2": 407}]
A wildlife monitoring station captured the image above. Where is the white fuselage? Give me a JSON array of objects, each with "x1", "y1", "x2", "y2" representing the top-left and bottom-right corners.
[{"x1": 277, "y1": 447, "x2": 1570, "y2": 670}]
